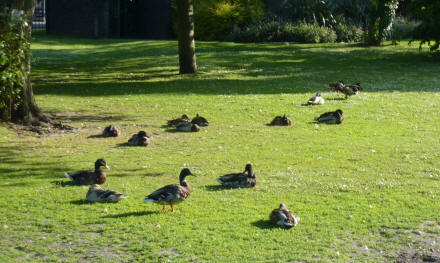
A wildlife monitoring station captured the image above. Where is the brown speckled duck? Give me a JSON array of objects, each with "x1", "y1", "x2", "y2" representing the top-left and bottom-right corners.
[
  {"x1": 128, "y1": 131, "x2": 150, "y2": 146},
  {"x1": 176, "y1": 122, "x2": 200, "y2": 132},
  {"x1": 270, "y1": 203, "x2": 300, "y2": 229},
  {"x1": 191, "y1": 113, "x2": 209, "y2": 126},
  {"x1": 315, "y1": 109, "x2": 344, "y2": 124},
  {"x1": 167, "y1": 114, "x2": 190, "y2": 127},
  {"x1": 270, "y1": 114, "x2": 292, "y2": 126},
  {"x1": 144, "y1": 168, "x2": 195, "y2": 212},
  {"x1": 216, "y1": 164, "x2": 257, "y2": 188},
  {"x1": 86, "y1": 184, "x2": 128, "y2": 203},
  {"x1": 64, "y1": 158, "x2": 109, "y2": 185},
  {"x1": 102, "y1": 125, "x2": 120, "y2": 137},
  {"x1": 329, "y1": 80, "x2": 345, "y2": 92}
]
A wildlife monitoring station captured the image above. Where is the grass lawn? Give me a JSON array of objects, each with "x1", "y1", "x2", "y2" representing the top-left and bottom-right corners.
[{"x1": 0, "y1": 35, "x2": 439, "y2": 262}]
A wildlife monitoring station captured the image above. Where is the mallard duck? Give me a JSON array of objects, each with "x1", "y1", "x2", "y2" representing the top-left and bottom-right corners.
[
  {"x1": 176, "y1": 122, "x2": 200, "y2": 132},
  {"x1": 64, "y1": 158, "x2": 109, "y2": 185},
  {"x1": 167, "y1": 114, "x2": 190, "y2": 127},
  {"x1": 315, "y1": 109, "x2": 344, "y2": 124},
  {"x1": 329, "y1": 81, "x2": 345, "y2": 92},
  {"x1": 270, "y1": 114, "x2": 292, "y2": 126},
  {"x1": 102, "y1": 125, "x2": 120, "y2": 137},
  {"x1": 128, "y1": 130, "x2": 150, "y2": 146},
  {"x1": 270, "y1": 203, "x2": 300, "y2": 229},
  {"x1": 191, "y1": 113, "x2": 209, "y2": 126},
  {"x1": 307, "y1": 92, "x2": 325, "y2": 105},
  {"x1": 86, "y1": 184, "x2": 128, "y2": 203},
  {"x1": 216, "y1": 164, "x2": 257, "y2": 188},
  {"x1": 144, "y1": 168, "x2": 195, "y2": 212}
]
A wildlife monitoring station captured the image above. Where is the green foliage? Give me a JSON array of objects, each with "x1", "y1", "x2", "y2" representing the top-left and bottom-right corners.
[
  {"x1": 226, "y1": 19, "x2": 345, "y2": 43},
  {"x1": 390, "y1": 16, "x2": 419, "y2": 44},
  {"x1": 333, "y1": 21, "x2": 364, "y2": 42},
  {"x1": 366, "y1": 0, "x2": 399, "y2": 45},
  {"x1": 172, "y1": 0, "x2": 266, "y2": 41},
  {"x1": 407, "y1": 0, "x2": 440, "y2": 52},
  {"x1": 0, "y1": 8, "x2": 29, "y2": 120}
]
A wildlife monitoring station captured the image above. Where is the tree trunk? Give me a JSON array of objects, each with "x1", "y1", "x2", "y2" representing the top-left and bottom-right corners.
[
  {"x1": 1, "y1": 0, "x2": 43, "y2": 124},
  {"x1": 176, "y1": 0, "x2": 197, "y2": 74}
]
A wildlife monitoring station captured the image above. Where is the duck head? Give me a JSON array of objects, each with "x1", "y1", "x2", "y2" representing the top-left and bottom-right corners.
[
  {"x1": 179, "y1": 168, "x2": 195, "y2": 182},
  {"x1": 95, "y1": 158, "x2": 110, "y2": 170},
  {"x1": 316, "y1": 92, "x2": 321, "y2": 97},
  {"x1": 182, "y1": 114, "x2": 190, "y2": 120},
  {"x1": 138, "y1": 130, "x2": 148, "y2": 138},
  {"x1": 109, "y1": 125, "x2": 115, "y2": 132},
  {"x1": 335, "y1": 109, "x2": 343, "y2": 116},
  {"x1": 244, "y1": 164, "x2": 254, "y2": 177}
]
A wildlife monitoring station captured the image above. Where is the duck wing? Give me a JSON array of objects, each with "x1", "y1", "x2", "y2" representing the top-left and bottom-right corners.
[
  {"x1": 217, "y1": 172, "x2": 255, "y2": 187},
  {"x1": 270, "y1": 116, "x2": 282, "y2": 125},
  {"x1": 65, "y1": 171, "x2": 95, "y2": 185},
  {"x1": 87, "y1": 188, "x2": 127, "y2": 202},
  {"x1": 145, "y1": 184, "x2": 190, "y2": 203}
]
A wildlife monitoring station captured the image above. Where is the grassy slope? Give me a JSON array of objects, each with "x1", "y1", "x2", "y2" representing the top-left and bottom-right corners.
[{"x1": 0, "y1": 36, "x2": 439, "y2": 262}]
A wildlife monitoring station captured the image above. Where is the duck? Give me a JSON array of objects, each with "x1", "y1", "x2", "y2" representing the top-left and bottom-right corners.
[
  {"x1": 64, "y1": 158, "x2": 109, "y2": 185},
  {"x1": 270, "y1": 203, "x2": 300, "y2": 229},
  {"x1": 176, "y1": 122, "x2": 200, "y2": 132},
  {"x1": 102, "y1": 125, "x2": 120, "y2": 137},
  {"x1": 144, "y1": 168, "x2": 195, "y2": 212},
  {"x1": 86, "y1": 184, "x2": 128, "y2": 203},
  {"x1": 315, "y1": 109, "x2": 344, "y2": 124},
  {"x1": 216, "y1": 164, "x2": 257, "y2": 188},
  {"x1": 329, "y1": 80, "x2": 345, "y2": 93},
  {"x1": 167, "y1": 114, "x2": 190, "y2": 127},
  {"x1": 128, "y1": 130, "x2": 150, "y2": 146},
  {"x1": 307, "y1": 92, "x2": 325, "y2": 105},
  {"x1": 191, "y1": 113, "x2": 209, "y2": 126},
  {"x1": 270, "y1": 114, "x2": 292, "y2": 126}
]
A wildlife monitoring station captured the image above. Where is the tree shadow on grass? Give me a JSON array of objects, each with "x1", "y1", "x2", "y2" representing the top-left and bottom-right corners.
[
  {"x1": 70, "y1": 199, "x2": 92, "y2": 205},
  {"x1": 103, "y1": 211, "x2": 158, "y2": 218},
  {"x1": 87, "y1": 134, "x2": 105, "y2": 138},
  {"x1": 204, "y1": 185, "x2": 238, "y2": 191},
  {"x1": 251, "y1": 219, "x2": 279, "y2": 230},
  {"x1": 52, "y1": 180, "x2": 78, "y2": 187}
]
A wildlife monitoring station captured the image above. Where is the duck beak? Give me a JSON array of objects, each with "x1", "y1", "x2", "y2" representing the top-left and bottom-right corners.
[{"x1": 105, "y1": 165, "x2": 110, "y2": 170}]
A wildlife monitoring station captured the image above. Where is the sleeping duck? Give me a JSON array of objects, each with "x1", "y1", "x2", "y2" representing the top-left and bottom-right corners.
[
  {"x1": 176, "y1": 122, "x2": 200, "y2": 132},
  {"x1": 86, "y1": 184, "x2": 128, "y2": 203},
  {"x1": 270, "y1": 203, "x2": 300, "y2": 229},
  {"x1": 329, "y1": 80, "x2": 345, "y2": 92},
  {"x1": 128, "y1": 131, "x2": 150, "y2": 146},
  {"x1": 167, "y1": 114, "x2": 190, "y2": 127},
  {"x1": 216, "y1": 164, "x2": 257, "y2": 188},
  {"x1": 191, "y1": 113, "x2": 209, "y2": 126},
  {"x1": 315, "y1": 109, "x2": 344, "y2": 124},
  {"x1": 270, "y1": 114, "x2": 292, "y2": 126},
  {"x1": 307, "y1": 92, "x2": 325, "y2": 105},
  {"x1": 144, "y1": 168, "x2": 195, "y2": 212},
  {"x1": 102, "y1": 125, "x2": 120, "y2": 137},
  {"x1": 64, "y1": 158, "x2": 109, "y2": 185}
]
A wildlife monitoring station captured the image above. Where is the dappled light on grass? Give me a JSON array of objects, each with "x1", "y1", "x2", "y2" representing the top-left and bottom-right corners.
[{"x1": 0, "y1": 36, "x2": 438, "y2": 262}]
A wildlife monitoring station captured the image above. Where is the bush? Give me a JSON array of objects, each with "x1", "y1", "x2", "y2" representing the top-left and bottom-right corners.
[
  {"x1": 333, "y1": 22, "x2": 364, "y2": 42},
  {"x1": 389, "y1": 16, "x2": 418, "y2": 43},
  {"x1": 226, "y1": 19, "x2": 338, "y2": 43},
  {"x1": 172, "y1": 0, "x2": 266, "y2": 41}
]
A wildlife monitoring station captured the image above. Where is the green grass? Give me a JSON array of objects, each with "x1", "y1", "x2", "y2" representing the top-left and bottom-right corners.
[{"x1": 1, "y1": 35, "x2": 439, "y2": 262}]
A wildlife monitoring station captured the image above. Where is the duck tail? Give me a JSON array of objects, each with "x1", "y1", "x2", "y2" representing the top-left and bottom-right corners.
[
  {"x1": 64, "y1": 173, "x2": 73, "y2": 181},
  {"x1": 143, "y1": 198, "x2": 155, "y2": 203},
  {"x1": 118, "y1": 195, "x2": 129, "y2": 200}
]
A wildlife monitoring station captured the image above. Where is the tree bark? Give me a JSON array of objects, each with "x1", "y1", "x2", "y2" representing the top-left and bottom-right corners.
[
  {"x1": 1, "y1": 0, "x2": 43, "y2": 124},
  {"x1": 176, "y1": 0, "x2": 197, "y2": 74}
]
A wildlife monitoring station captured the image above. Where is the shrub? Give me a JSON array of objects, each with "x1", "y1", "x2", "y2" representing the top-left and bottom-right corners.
[
  {"x1": 0, "y1": 8, "x2": 28, "y2": 120},
  {"x1": 226, "y1": 19, "x2": 337, "y2": 43},
  {"x1": 389, "y1": 16, "x2": 418, "y2": 43},
  {"x1": 172, "y1": 0, "x2": 266, "y2": 41},
  {"x1": 333, "y1": 22, "x2": 364, "y2": 42}
]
